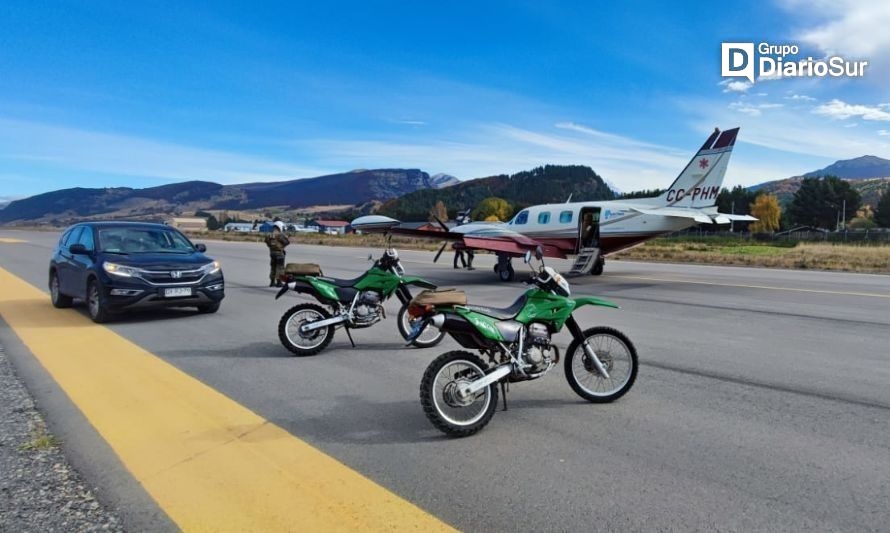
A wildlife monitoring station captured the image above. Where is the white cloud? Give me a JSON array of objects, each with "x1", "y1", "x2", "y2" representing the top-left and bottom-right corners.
[
  {"x1": 844, "y1": 123, "x2": 859, "y2": 128},
  {"x1": 719, "y1": 80, "x2": 753, "y2": 93},
  {"x1": 730, "y1": 103, "x2": 761, "y2": 116},
  {"x1": 879, "y1": 130, "x2": 890, "y2": 136},
  {"x1": 785, "y1": 1, "x2": 890, "y2": 57},
  {"x1": 779, "y1": 1, "x2": 890, "y2": 81},
  {"x1": 391, "y1": 119, "x2": 427, "y2": 126},
  {"x1": 812, "y1": 99, "x2": 890, "y2": 121},
  {"x1": 729, "y1": 102, "x2": 784, "y2": 117},
  {"x1": 785, "y1": 93, "x2": 816, "y2": 102}
]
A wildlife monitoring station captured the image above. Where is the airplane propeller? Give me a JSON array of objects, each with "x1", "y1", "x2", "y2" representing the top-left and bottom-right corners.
[
  {"x1": 430, "y1": 215, "x2": 451, "y2": 263},
  {"x1": 433, "y1": 241, "x2": 448, "y2": 263}
]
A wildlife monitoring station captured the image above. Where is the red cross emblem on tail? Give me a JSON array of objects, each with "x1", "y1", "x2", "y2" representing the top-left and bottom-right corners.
[{"x1": 698, "y1": 158, "x2": 709, "y2": 169}]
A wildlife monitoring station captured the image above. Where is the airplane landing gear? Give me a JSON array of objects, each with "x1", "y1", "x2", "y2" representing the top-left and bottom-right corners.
[
  {"x1": 591, "y1": 257, "x2": 605, "y2": 276},
  {"x1": 494, "y1": 254, "x2": 515, "y2": 282}
]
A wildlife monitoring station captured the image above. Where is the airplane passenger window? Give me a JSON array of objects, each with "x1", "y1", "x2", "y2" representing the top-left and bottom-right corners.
[
  {"x1": 514, "y1": 210, "x2": 529, "y2": 225},
  {"x1": 559, "y1": 211, "x2": 573, "y2": 223},
  {"x1": 538, "y1": 212, "x2": 551, "y2": 224}
]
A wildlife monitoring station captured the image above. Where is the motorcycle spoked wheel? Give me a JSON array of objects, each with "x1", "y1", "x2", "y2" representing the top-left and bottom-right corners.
[
  {"x1": 278, "y1": 303, "x2": 335, "y2": 356},
  {"x1": 420, "y1": 351, "x2": 499, "y2": 437},
  {"x1": 564, "y1": 326, "x2": 638, "y2": 403},
  {"x1": 397, "y1": 304, "x2": 445, "y2": 348}
]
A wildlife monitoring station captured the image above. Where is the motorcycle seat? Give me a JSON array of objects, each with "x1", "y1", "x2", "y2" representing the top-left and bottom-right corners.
[
  {"x1": 318, "y1": 275, "x2": 364, "y2": 288},
  {"x1": 466, "y1": 294, "x2": 528, "y2": 320}
]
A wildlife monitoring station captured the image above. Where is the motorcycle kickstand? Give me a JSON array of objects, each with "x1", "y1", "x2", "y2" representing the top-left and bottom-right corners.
[
  {"x1": 344, "y1": 327, "x2": 356, "y2": 348},
  {"x1": 500, "y1": 382, "x2": 509, "y2": 411}
]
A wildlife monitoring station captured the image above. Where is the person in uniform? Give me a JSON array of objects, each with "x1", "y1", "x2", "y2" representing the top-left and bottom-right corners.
[
  {"x1": 265, "y1": 221, "x2": 290, "y2": 286},
  {"x1": 453, "y1": 210, "x2": 475, "y2": 270}
]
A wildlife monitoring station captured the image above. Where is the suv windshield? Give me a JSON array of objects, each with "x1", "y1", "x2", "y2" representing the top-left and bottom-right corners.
[{"x1": 98, "y1": 227, "x2": 194, "y2": 254}]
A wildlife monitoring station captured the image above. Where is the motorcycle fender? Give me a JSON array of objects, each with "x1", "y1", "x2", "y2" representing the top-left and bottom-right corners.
[
  {"x1": 572, "y1": 296, "x2": 619, "y2": 309},
  {"x1": 275, "y1": 279, "x2": 315, "y2": 300},
  {"x1": 400, "y1": 276, "x2": 437, "y2": 290}
]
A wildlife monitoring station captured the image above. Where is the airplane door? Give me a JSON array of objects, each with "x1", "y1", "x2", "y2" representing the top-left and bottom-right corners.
[{"x1": 577, "y1": 207, "x2": 601, "y2": 252}]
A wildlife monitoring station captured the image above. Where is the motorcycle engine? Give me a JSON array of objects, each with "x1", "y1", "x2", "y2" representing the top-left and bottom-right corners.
[
  {"x1": 524, "y1": 322, "x2": 555, "y2": 372},
  {"x1": 354, "y1": 291, "x2": 383, "y2": 325}
]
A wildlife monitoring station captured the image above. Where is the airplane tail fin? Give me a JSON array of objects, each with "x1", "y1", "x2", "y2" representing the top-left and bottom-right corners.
[{"x1": 656, "y1": 127, "x2": 739, "y2": 208}]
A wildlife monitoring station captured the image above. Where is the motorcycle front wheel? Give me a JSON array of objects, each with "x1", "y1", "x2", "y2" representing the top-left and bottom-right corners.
[
  {"x1": 564, "y1": 326, "x2": 638, "y2": 403},
  {"x1": 278, "y1": 303, "x2": 335, "y2": 356},
  {"x1": 420, "y1": 351, "x2": 498, "y2": 437},
  {"x1": 397, "y1": 304, "x2": 445, "y2": 348}
]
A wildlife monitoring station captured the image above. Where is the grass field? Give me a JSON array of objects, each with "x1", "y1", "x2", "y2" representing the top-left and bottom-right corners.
[
  {"x1": 193, "y1": 231, "x2": 890, "y2": 274},
  {"x1": 612, "y1": 238, "x2": 890, "y2": 273},
  {"x1": 194, "y1": 231, "x2": 890, "y2": 273}
]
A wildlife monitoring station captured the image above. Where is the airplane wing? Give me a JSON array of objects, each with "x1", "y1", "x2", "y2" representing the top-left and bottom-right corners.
[
  {"x1": 351, "y1": 215, "x2": 567, "y2": 259},
  {"x1": 627, "y1": 207, "x2": 757, "y2": 225}
]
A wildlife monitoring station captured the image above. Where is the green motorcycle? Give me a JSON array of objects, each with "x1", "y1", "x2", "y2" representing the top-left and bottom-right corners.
[
  {"x1": 406, "y1": 249, "x2": 638, "y2": 437},
  {"x1": 275, "y1": 247, "x2": 445, "y2": 356}
]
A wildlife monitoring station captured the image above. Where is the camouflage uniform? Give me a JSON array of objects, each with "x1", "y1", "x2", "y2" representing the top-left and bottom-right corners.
[{"x1": 265, "y1": 231, "x2": 290, "y2": 284}]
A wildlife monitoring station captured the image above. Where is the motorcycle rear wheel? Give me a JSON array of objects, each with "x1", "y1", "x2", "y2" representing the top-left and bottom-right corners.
[
  {"x1": 420, "y1": 351, "x2": 498, "y2": 437},
  {"x1": 564, "y1": 326, "x2": 637, "y2": 403},
  {"x1": 278, "y1": 303, "x2": 334, "y2": 356}
]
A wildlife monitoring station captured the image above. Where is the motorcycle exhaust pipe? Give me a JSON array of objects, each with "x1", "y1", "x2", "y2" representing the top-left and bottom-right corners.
[
  {"x1": 300, "y1": 314, "x2": 348, "y2": 332},
  {"x1": 461, "y1": 364, "x2": 512, "y2": 396},
  {"x1": 274, "y1": 283, "x2": 292, "y2": 300}
]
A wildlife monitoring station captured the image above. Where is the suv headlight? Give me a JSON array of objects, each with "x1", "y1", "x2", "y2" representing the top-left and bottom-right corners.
[
  {"x1": 201, "y1": 261, "x2": 221, "y2": 275},
  {"x1": 103, "y1": 262, "x2": 140, "y2": 277}
]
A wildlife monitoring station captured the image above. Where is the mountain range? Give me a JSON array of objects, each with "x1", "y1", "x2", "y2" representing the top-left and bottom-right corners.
[
  {"x1": 0, "y1": 169, "x2": 459, "y2": 224},
  {"x1": 378, "y1": 165, "x2": 614, "y2": 220},
  {"x1": 751, "y1": 155, "x2": 890, "y2": 206},
  {"x1": 3, "y1": 155, "x2": 889, "y2": 225}
]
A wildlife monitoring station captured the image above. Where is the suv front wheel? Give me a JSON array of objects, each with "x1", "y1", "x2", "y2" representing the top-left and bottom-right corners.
[{"x1": 87, "y1": 279, "x2": 111, "y2": 323}]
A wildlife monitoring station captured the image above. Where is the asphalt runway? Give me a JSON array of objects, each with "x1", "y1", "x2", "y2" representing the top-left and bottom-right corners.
[{"x1": 2, "y1": 229, "x2": 889, "y2": 531}]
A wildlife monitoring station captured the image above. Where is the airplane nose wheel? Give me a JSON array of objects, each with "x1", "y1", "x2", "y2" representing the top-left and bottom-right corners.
[{"x1": 494, "y1": 255, "x2": 515, "y2": 282}]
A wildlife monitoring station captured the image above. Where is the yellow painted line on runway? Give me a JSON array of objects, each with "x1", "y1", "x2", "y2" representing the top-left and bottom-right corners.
[
  {"x1": 0, "y1": 267, "x2": 453, "y2": 532},
  {"x1": 613, "y1": 275, "x2": 890, "y2": 299},
  {"x1": 0, "y1": 237, "x2": 26, "y2": 243}
]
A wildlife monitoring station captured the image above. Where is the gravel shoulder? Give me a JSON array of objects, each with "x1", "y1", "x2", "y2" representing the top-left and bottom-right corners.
[{"x1": 0, "y1": 341, "x2": 124, "y2": 532}]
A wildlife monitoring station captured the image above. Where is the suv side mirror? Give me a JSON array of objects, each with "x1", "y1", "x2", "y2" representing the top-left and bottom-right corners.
[
  {"x1": 69, "y1": 243, "x2": 89, "y2": 255},
  {"x1": 195, "y1": 243, "x2": 207, "y2": 252}
]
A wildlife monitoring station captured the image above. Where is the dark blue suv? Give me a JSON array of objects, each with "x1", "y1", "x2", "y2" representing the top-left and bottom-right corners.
[{"x1": 49, "y1": 222, "x2": 225, "y2": 322}]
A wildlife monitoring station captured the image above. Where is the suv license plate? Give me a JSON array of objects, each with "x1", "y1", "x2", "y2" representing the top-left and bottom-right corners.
[{"x1": 164, "y1": 287, "x2": 192, "y2": 298}]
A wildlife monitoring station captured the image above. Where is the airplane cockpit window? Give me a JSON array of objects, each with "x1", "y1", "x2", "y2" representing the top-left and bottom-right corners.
[
  {"x1": 514, "y1": 210, "x2": 529, "y2": 225},
  {"x1": 559, "y1": 210, "x2": 573, "y2": 223},
  {"x1": 537, "y1": 212, "x2": 551, "y2": 224}
]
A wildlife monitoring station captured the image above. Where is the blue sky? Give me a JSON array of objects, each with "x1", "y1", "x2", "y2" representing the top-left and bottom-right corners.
[{"x1": 2, "y1": 0, "x2": 889, "y2": 199}]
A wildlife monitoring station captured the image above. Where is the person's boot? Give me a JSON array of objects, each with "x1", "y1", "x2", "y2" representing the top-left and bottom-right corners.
[{"x1": 269, "y1": 280, "x2": 275, "y2": 287}]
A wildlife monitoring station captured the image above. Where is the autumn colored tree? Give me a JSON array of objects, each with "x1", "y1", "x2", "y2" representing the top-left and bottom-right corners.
[
  {"x1": 749, "y1": 194, "x2": 781, "y2": 232},
  {"x1": 472, "y1": 197, "x2": 513, "y2": 221},
  {"x1": 428, "y1": 200, "x2": 448, "y2": 222}
]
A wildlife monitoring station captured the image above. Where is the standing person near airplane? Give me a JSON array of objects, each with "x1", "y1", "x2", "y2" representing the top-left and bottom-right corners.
[
  {"x1": 265, "y1": 221, "x2": 290, "y2": 287},
  {"x1": 452, "y1": 210, "x2": 475, "y2": 270}
]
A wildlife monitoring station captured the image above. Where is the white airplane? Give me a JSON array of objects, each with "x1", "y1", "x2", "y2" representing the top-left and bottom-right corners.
[{"x1": 354, "y1": 126, "x2": 756, "y2": 281}]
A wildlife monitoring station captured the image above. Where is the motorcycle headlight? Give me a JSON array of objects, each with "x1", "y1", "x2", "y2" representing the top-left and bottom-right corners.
[
  {"x1": 201, "y1": 261, "x2": 221, "y2": 275},
  {"x1": 103, "y1": 261, "x2": 140, "y2": 277}
]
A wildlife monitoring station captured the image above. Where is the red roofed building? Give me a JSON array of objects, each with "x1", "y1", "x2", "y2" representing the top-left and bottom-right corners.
[{"x1": 312, "y1": 219, "x2": 351, "y2": 235}]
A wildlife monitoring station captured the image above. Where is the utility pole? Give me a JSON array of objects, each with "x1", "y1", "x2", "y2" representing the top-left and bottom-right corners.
[
  {"x1": 730, "y1": 201, "x2": 735, "y2": 233},
  {"x1": 842, "y1": 199, "x2": 846, "y2": 231}
]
